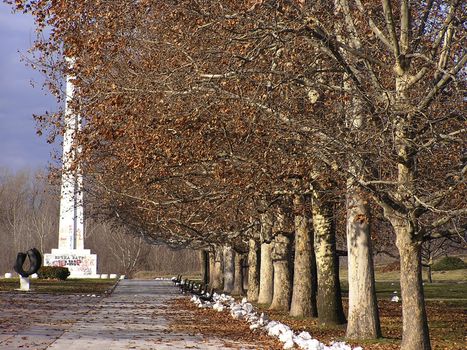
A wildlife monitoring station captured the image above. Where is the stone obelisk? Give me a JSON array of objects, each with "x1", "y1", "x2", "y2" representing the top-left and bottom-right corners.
[{"x1": 44, "y1": 62, "x2": 97, "y2": 277}]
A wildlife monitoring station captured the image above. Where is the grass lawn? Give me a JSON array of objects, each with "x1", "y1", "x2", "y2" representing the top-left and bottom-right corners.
[
  {"x1": 0, "y1": 278, "x2": 118, "y2": 294},
  {"x1": 339, "y1": 280, "x2": 467, "y2": 301},
  {"x1": 133, "y1": 270, "x2": 201, "y2": 280},
  {"x1": 339, "y1": 265, "x2": 467, "y2": 283},
  {"x1": 339, "y1": 266, "x2": 467, "y2": 301}
]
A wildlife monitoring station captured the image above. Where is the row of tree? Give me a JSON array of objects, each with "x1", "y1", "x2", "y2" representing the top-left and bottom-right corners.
[{"x1": 11, "y1": 1, "x2": 466, "y2": 349}]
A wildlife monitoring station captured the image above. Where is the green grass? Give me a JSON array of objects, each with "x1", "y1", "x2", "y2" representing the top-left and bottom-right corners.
[
  {"x1": 133, "y1": 270, "x2": 201, "y2": 280},
  {"x1": 0, "y1": 278, "x2": 118, "y2": 294},
  {"x1": 425, "y1": 269, "x2": 467, "y2": 281},
  {"x1": 340, "y1": 280, "x2": 466, "y2": 302},
  {"x1": 339, "y1": 263, "x2": 467, "y2": 304},
  {"x1": 339, "y1": 266, "x2": 467, "y2": 282}
]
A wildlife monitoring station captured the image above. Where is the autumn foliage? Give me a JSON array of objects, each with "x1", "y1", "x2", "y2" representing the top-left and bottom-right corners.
[{"x1": 7, "y1": 1, "x2": 466, "y2": 349}]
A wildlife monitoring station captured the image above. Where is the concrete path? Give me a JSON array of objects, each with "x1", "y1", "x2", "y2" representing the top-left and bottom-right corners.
[{"x1": 0, "y1": 280, "x2": 255, "y2": 349}]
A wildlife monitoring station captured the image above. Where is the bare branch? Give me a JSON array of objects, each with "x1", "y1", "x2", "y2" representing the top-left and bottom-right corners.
[
  {"x1": 418, "y1": 53, "x2": 467, "y2": 111},
  {"x1": 381, "y1": 0, "x2": 401, "y2": 65},
  {"x1": 430, "y1": 1, "x2": 461, "y2": 58},
  {"x1": 354, "y1": 0, "x2": 393, "y2": 50},
  {"x1": 400, "y1": 0, "x2": 410, "y2": 54},
  {"x1": 412, "y1": 0, "x2": 434, "y2": 52}
]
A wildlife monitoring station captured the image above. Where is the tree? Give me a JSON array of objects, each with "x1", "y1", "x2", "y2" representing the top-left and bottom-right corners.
[
  {"x1": 10, "y1": 2, "x2": 465, "y2": 349},
  {"x1": 88, "y1": 221, "x2": 149, "y2": 278},
  {"x1": 422, "y1": 236, "x2": 466, "y2": 283},
  {"x1": 290, "y1": 188, "x2": 317, "y2": 317}
]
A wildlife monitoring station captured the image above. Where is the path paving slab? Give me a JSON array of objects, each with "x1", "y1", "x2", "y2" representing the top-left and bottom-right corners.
[{"x1": 0, "y1": 280, "x2": 257, "y2": 349}]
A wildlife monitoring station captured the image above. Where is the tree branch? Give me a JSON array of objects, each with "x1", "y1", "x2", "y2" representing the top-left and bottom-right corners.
[
  {"x1": 354, "y1": 0, "x2": 393, "y2": 50},
  {"x1": 417, "y1": 52, "x2": 467, "y2": 111},
  {"x1": 400, "y1": 0, "x2": 410, "y2": 54},
  {"x1": 381, "y1": 0, "x2": 401, "y2": 65}
]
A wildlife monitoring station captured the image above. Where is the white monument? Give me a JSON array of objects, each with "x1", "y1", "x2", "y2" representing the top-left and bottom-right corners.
[{"x1": 44, "y1": 62, "x2": 97, "y2": 277}]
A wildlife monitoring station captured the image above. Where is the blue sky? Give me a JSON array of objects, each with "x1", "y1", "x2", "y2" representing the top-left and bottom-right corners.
[{"x1": 0, "y1": 4, "x2": 59, "y2": 172}]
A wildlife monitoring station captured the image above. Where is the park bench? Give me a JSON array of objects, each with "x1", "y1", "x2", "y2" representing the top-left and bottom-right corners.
[
  {"x1": 180, "y1": 280, "x2": 194, "y2": 294},
  {"x1": 191, "y1": 282, "x2": 204, "y2": 295},
  {"x1": 176, "y1": 278, "x2": 214, "y2": 302},
  {"x1": 178, "y1": 279, "x2": 187, "y2": 291},
  {"x1": 172, "y1": 274, "x2": 182, "y2": 285},
  {"x1": 198, "y1": 286, "x2": 215, "y2": 302}
]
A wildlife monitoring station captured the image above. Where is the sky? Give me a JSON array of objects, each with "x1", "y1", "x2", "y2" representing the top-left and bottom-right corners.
[{"x1": 0, "y1": 4, "x2": 59, "y2": 172}]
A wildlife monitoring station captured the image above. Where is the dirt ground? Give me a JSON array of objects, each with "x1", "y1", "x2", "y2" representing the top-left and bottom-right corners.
[
  {"x1": 169, "y1": 297, "x2": 466, "y2": 350},
  {"x1": 168, "y1": 298, "x2": 284, "y2": 349}
]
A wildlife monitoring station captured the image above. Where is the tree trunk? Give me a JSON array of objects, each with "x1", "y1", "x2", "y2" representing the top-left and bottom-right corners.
[
  {"x1": 199, "y1": 250, "x2": 209, "y2": 285},
  {"x1": 290, "y1": 193, "x2": 315, "y2": 317},
  {"x1": 257, "y1": 241, "x2": 274, "y2": 304},
  {"x1": 247, "y1": 238, "x2": 260, "y2": 301},
  {"x1": 211, "y1": 248, "x2": 223, "y2": 290},
  {"x1": 390, "y1": 218, "x2": 431, "y2": 350},
  {"x1": 270, "y1": 260, "x2": 291, "y2": 311},
  {"x1": 427, "y1": 264, "x2": 432, "y2": 283},
  {"x1": 258, "y1": 211, "x2": 274, "y2": 304},
  {"x1": 312, "y1": 189, "x2": 346, "y2": 325},
  {"x1": 310, "y1": 236, "x2": 318, "y2": 318},
  {"x1": 223, "y1": 245, "x2": 235, "y2": 293},
  {"x1": 390, "y1": 66, "x2": 431, "y2": 349},
  {"x1": 269, "y1": 233, "x2": 292, "y2": 311},
  {"x1": 208, "y1": 251, "x2": 215, "y2": 286},
  {"x1": 338, "y1": 33, "x2": 381, "y2": 336},
  {"x1": 346, "y1": 189, "x2": 381, "y2": 339},
  {"x1": 232, "y1": 252, "x2": 245, "y2": 295}
]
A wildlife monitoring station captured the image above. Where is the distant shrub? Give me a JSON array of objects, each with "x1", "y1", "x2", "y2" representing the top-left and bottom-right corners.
[
  {"x1": 37, "y1": 266, "x2": 70, "y2": 280},
  {"x1": 432, "y1": 256, "x2": 466, "y2": 271},
  {"x1": 380, "y1": 261, "x2": 400, "y2": 272}
]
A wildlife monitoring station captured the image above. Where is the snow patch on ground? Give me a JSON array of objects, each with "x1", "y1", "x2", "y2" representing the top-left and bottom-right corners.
[{"x1": 188, "y1": 292, "x2": 362, "y2": 350}]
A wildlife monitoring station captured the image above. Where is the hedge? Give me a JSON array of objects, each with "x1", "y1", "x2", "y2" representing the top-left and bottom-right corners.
[
  {"x1": 37, "y1": 266, "x2": 71, "y2": 280},
  {"x1": 432, "y1": 256, "x2": 466, "y2": 271}
]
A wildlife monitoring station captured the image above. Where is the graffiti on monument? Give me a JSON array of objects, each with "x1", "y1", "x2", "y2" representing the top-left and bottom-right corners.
[{"x1": 45, "y1": 253, "x2": 96, "y2": 275}]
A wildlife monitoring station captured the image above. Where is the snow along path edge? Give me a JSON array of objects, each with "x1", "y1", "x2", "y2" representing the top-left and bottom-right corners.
[{"x1": 185, "y1": 289, "x2": 363, "y2": 350}]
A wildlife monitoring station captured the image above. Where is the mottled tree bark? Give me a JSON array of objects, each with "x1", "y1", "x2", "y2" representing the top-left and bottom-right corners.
[
  {"x1": 312, "y1": 187, "x2": 346, "y2": 325},
  {"x1": 310, "y1": 239, "x2": 318, "y2": 317},
  {"x1": 232, "y1": 252, "x2": 245, "y2": 295},
  {"x1": 257, "y1": 241, "x2": 273, "y2": 304},
  {"x1": 337, "y1": 19, "x2": 381, "y2": 336},
  {"x1": 258, "y1": 211, "x2": 274, "y2": 304},
  {"x1": 211, "y1": 248, "x2": 223, "y2": 290},
  {"x1": 346, "y1": 188, "x2": 381, "y2": 339},
  {"x1": 290, "y1": 193, "x2": 316, "y2": 317},
  {"x1": 389, "y1": 215, "x2": 430, "y2": 350},
  {"x1": 269, "y1": 233, "x2": 292, "y2": 311},
  {"x1": 208, "y1": 251, "x2": 215, "y2": 285},
  {"x1": 270, "y1": 204, "x2": 293, "y2": 311},
  {"x1": 247, "y1": 238, "x2": 260, "y2": 301},
  {"x1": 223, "y1": 245, "x2": 235, "y2": 293},
  {"x1": 391, "y1": 63, "x2": 431, "y2": 349}
]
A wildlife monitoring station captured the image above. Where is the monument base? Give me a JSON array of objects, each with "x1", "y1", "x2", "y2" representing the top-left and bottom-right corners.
[
  {"x1": 44, "y1": 249, "x2": 97, "y2": 277},
  {"x1": 15, "y1": 276, "x2": 30, "y2": 291}
]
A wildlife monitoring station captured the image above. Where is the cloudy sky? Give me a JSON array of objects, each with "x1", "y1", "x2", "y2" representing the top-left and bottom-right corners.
[{"x1": 0, "y1": 5, "x2": 59, "y2": 172}]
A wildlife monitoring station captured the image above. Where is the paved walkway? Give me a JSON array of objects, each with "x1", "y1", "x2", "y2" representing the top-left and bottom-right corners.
[{"x1": 0, "y1": 280, "x2": 253, "y2": 349}]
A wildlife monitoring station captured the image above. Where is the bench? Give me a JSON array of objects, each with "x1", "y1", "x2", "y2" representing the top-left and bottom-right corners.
[
  {"x1": 180, "y1": 279, "x2": 194, "y2": 294},
  {"x1": 198, "y1": 286, "x2": 215, "y2": 302},
  {"x1": 176, "y1": 278, "x2": 215, "y2": 302},
  {"x1": 172, "y1": 274, "x2": 182, "y2": 285}
]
